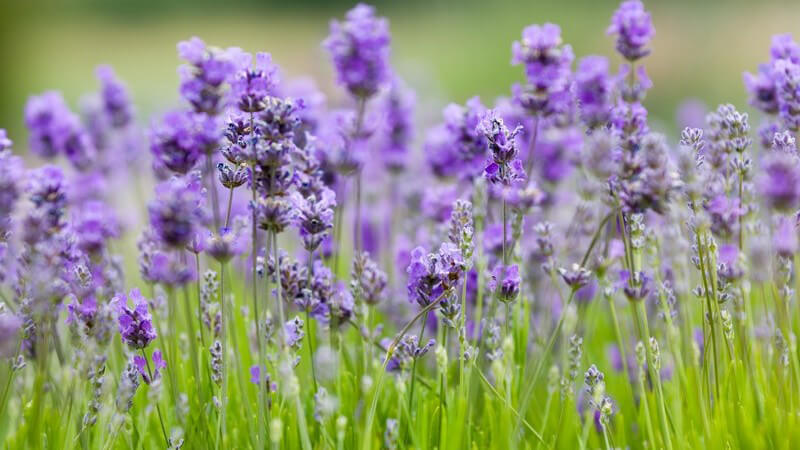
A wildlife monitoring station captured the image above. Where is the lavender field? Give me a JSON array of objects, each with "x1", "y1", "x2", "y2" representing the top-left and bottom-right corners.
[{"x1": 1, "y1": 0, "x2": 800, "y2": 448}]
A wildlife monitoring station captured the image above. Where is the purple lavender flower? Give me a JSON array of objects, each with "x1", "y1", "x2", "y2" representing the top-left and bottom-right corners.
[
  {"x1": 378, "y1": 77, "x2": 415, "y2": 173},
  {"x1": 621, "y1": 270, "x2": 651, "y2": 302},
  {"x1": 407, "y1": 243, "x2": 466, "y2": 307},
  {"x1": 113, "y1": 289, "x2": 157, "y2": 349},
  {"x1": 0, "y1": 313, "x2": 22, "y2": 358},
  {"x1": 230, "y1": 52, "x2": 279, "y2": 113},
  {"x1": 28, "y1": 165, "x2": 68, "y2": 231},
  {"x1": 205, "y1": 223, "x2": 248, "y2": 263},
  {"x1": 95, "y1": 65, "x2": 134, "y2": 128},
  {"x1": 773, "y1": 58, "x2": 800, "y2": 131},
  {"x1": 148, "y1": 171, "x2": 208, "y2": 247},
  {"x1": 611, "y1": 100, "x2": 648, "y2": 153},
  {"x1": 150, "y1": 110, "x2": 220, "y2": 174},
  {"x1": 607, "y1": 0, "x2": 655, "y2": 61},
  {"x1": 558, "y1": 263, "x2": 592, "y2": 290},
  {"x1": 438, "y1": 97, "x2": 488, "y2": 179},
  {"x1": 138, "y1": 228, "x2": 196, "y2": 286},
  {"x1": 770, "y1": 33, "x2": 800, "y2": 63},
  {"x1": 284, "y1": 316, "x2": 305, "y2": 348},
  {"x1": 0, "y1": 132, "x2": 24, "y2": 232},
  {"x1": 350, "y1": 252, "x2": 388, "y2": 305},
  {"x1": 72, "y1": 200, "x2": 121, "y2": 254},
  {"x1": 178, "y1": 37, "x2": 244, "y2": 114},
  {"x1": 290, "y1": 186, "x2": 336, "y2": 252},
  {"x1": 511, "y1": 23, "x2": 574, "y2": 117},
  {"x1": 421, "y1": 184, "x2": 460, "y2": 223},
  {"x1": 774, "y1": 217, "x2": 798, "y2": 257},
  {"x1": 329, "y1": 282, "x2": 356, "y2": 326},
  {"x1": 323, "y1": 3, "x2": 392, "y2": 98},
  {"x1": 133, "y1": 350, "x2": 166, "y2": 384},
  {"x1": 744, "y1": 65, "x2": 779, "y2": 115},
  {"x1": 255, "y1": 196, "x2": 294, "y2": 234},
  {"x1": 385, "y1": 335, "x2": 435, "y2": 373},
  {"x1": 759, "y1": 135, "x2": 800, "y2": 212},
  {"x1": 705, "y1": 195, "x2": 744, "y2": 239},
  {"x1": 24, "y1": 91, "x2": 71, "y2": 158},
  {"x1": 477, "y1": 110, "x2": 525, "y2": 186},
  {"x1": 488, "y1": 264, "x2": 521, "y2": 303},
  {"x1": 575, "y1": 56, "x2": 613, "y2": 129},
  {"x1": 217, "y1": 162, "x2": 248, "y2": 189}
]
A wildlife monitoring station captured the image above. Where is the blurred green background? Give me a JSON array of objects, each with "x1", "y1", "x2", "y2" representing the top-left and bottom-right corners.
[{"x1": 1, "y1": 0, "x2": 799, "y2": 147}]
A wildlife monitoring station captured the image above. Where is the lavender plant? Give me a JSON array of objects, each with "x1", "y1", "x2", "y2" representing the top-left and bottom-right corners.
[{"x1": 3, "y1": 1, "x2": 800, "y2": 449}]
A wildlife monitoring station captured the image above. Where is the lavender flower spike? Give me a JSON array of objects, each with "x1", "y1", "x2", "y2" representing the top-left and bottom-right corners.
[
  {"x1": 323, "y1": 3, "x2": 392, "y2": 98},
  {"x1": 290, "y1": 186, "x2": 337, "y2": 252},
  {"x1": 607, "y1": 0, "x2": 655, "y2": 61},
  {"x1": 113, "y1": 289, "x2": 157, "y2": 349},
  {"x1": 477, "y1": 110, "x2": 525, "y2": 186},
  {"x1": 488, "y1": 264, "x2": 521, "y2": 304}
]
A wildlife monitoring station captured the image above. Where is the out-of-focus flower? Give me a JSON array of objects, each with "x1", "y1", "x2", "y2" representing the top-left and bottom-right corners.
[
  {"x1": 607, "y1": 0, "x2": 654, "y2": 61},
  {"x1": 323, "y1": 3, "x2": 392, "y2": 98}
]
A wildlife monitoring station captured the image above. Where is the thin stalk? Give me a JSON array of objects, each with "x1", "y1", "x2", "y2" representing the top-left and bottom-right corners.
[
  {"x1": 306, "y1": 251, "x2": 318, "y2": 392},
  {"x1": 206, "y1": 156, "x2": 222, "y2": 230},
  {"x1": 196, "y1": 253, "x2": 207, "y2": 349},
  {"x1": 225, "y1": 186, "x2": 234, "y2": 228},
  {"x1": 182, "y1": 286, "x2": 201, "y2": 385},
  {"x1": 408, "y1": 312, "x2": 428, "y2": 412},
  {"x1": 141, "y1": 349, "x2": 170, "y2": 447},
  {"x1": 218, "y1": 262, "x2": 228, "y2": 449}
]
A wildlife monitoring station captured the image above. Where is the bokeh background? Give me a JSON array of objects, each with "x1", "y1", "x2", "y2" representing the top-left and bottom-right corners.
[{"x1": 1, "y1": 0, "x2": 799, "y2": 147}]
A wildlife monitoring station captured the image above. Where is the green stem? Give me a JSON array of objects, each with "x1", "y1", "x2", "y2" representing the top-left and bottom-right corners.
[
  {"x1": 141, "y1": 349, "x2": 170, "y2": 447},
  {"x1": 408, "y1": 312, "x2": 428, "y2": 412}
]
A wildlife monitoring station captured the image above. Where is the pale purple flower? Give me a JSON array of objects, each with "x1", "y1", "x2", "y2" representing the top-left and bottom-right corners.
[
  {"x1": 575, "y1": 56, "x2": 613, "y2": 128},
  {"x1": 290, "y1": 186, "x2": 336, "y2": 252},
  {"x1": 378, "y1": 77, "x2": 415, "y2": 172},
  {"x1": 284, "y1": 316, "x2": 305, "y2": 348},
  {"x1": 150, "y1": 110, "x2": 220, "y2": 174},
  {"x1": 488, "y1": 264, "x2": 521, "y2": 303},
  {"x1": 0, "y1": 314, "x2": 22, "y2": 358},
  {"x1": 230, "y1": 52, "x2": 280, "y2": 113},
  {"x1": 133, "y1": 350, "x2": 166, "y2": 384},
  {"x1": 511, "y1": 23, "x2": 574, "y2": 117},
  {"x1": 148, "y1": 171, "x2": 208, "y2": 248},
  {"x1": 178, "y1": 37, "x2": 244, "y2": 114},
  {"x1": 113, "y1": 289, "x2": 157, "y2": 349},
  {"x1": 607, "y1": 0, "x2": 655, "y2": 61},
  {"x1": 95, "y1": 65, "x2": 134, "y2": 127},
  {"x1": 323, "y1": 3, "x2": 392, "y2": 98}
]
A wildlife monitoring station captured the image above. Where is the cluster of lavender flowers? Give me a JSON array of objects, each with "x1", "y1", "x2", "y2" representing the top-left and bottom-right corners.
[{"x1": 3, "y1": 0, "x2": 800, "y2": 447}]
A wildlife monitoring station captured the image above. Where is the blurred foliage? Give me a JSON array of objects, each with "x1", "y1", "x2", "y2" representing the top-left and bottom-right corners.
[{"x1": 1, "y1": 0, "x2": 799, "y2": 148}]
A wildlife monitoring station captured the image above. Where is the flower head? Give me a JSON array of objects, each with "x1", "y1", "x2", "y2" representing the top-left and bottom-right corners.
[
  {"x1": 148, "y1": 172, "x2": 208, "y2": 247},
  {"x1": 488, "y1": 264, "x2": 521, "y2": 303},
  {"x1": 511, "y1": 23, "x2": 574, "y2": 116},
  {"x1": 231, "y1": 52, "x2": 280, "y2": 112},
  {"x1": 607, "y1": 0, "x2": 654, "y2": 61},
  {"x1": 95, "y1": 65, "x2": 134, "y2": 127},
  {"x1": 323, "y1": 3, "x2": 392, "y2": 98},
  {"x1": 133, "y1": 350, "x2": 166, "y2": 384},
  {"x1": 350, "y1": 252, "x2": 388, "y2": 305},
  {"x1": 178, "y1": 37, "x2": 244, "y2": 114},
  {"x1": 407, "y1": 243, "x2": 466, "y2": 307},
  {"x1": 113, "y1": 289, "x2": 157, "y2": 349},
  {"x1": 150, "y1": 110, "x2": 220, "y2": 174},
  {"x1": 290, "y1": 187, "x2": 337, "y2": 251},
  {"x1": 575, "y1": 56, "x2": 613, "y2": 128},
  {"x1": 477, "y1": 110, "x2": 525, "y2": 185}
]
